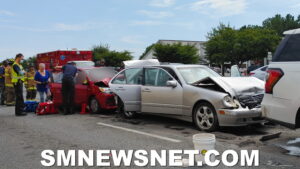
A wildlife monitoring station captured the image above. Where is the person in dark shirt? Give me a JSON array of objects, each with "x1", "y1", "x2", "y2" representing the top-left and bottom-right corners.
[
  {"x1": 12, "y1": 54, "x2": 26, "y2": 116},
  {"x1": 0, "y1": 61, "x2": 7, "y2": 105},
  {"x1": 61, "y1": 62, "x2": 77, "y2": 115}
]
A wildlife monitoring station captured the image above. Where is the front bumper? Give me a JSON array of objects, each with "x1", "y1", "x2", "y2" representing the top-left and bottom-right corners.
[{"x1": 217, "y1": 107, "x2": 265, "y2": 126}]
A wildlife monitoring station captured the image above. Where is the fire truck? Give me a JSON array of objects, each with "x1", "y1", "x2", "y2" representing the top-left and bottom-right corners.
[{"x1": 36, "y1": 50, "x2": 93, "y2": 70}]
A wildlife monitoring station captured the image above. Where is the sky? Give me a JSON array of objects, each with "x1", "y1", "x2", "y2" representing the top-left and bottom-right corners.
[{"x1": 0, "y1": 0, "x2": 299, "y2": 61}]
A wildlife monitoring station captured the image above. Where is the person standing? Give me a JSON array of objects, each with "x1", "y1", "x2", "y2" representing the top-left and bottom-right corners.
[
  {"x1": 34, "y1": 63, "x2": 50, "y2": 103},
  {"x1": 0, "y1": 61, "x2": 7, "y2": 105},
  {"x1": 25, "y1": 65, "x2": 37, "y2": 101},
  {"x1": 5, "y1": 59, "x2": 15, "y2": 106},
  {"x1": 61, "y1": 62, "x2": 77, "y2": 115},
  {"x1": 11, "y1": 54, "x2": 26, "y2": 116}
]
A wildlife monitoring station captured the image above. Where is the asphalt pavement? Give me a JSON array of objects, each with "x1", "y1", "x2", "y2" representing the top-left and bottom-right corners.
[{"x1": 0, "y1": 104, "x2": 299, "y2": 169}]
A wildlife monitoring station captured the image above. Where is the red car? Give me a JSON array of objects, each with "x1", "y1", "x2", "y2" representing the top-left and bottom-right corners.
[{"x1": 50, "y1": 67, "x2": 117, "y2": 113}]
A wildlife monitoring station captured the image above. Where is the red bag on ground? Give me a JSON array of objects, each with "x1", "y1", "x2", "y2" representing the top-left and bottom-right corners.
[{"x1": 36, "y1": 101, "x2": 58, "y2": 115}]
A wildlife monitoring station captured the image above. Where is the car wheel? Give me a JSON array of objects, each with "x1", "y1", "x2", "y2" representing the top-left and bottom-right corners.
[
  {"x1": 193, "y1": 102, "x2": 219, "y2": 132},
  {"x1": 89, "y1": 97, "x2": 101, "y2": 113},
  {"x1": 117, "y1": 97, "x2": 136, "y2": 119}
]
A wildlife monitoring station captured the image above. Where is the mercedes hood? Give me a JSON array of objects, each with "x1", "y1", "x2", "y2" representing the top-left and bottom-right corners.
[{"x1": 193, "y1": 77, "x2": 265, "y2": 97}]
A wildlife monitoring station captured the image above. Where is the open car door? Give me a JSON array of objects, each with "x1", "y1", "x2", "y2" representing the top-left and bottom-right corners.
[
  {"x1": 74, "y1": 70, "x2": 89, "y2": 105},
  {"x1": 109, "y1": 68, "x2": 143, "y2": 112},
  {"x1": 50, "y1": 72, "x2": 63, "y2": 105}
]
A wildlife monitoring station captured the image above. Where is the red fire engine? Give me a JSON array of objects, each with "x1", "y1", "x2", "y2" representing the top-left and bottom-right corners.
[{"x1": 36, "y1": 50, "x2": 93, "y2": 70}]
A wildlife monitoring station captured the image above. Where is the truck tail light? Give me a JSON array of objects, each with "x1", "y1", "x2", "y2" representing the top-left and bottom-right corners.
[{"x1": 265, "y1": 68, "x2": 284, "y2": 94}]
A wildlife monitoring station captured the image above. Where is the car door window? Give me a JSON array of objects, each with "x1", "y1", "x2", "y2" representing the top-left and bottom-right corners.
[
  {"x1": 145, "y1": 68, "x2": 173, "y2": 86},
  {"x1": 145, "y1": 68, "x2": 159, "y2": 86},
  {"x1": 112, "y1": 71, "x2": 126, "y2": 84},
  {"x1": 112, "y1": 68, "x2": 143, "y2": 85},
  {"x1": 75, "y1": 71, "x2": 87, "y2": 84},
  {"x1": 156, "y1": 69, "x2": 173, "y2": 86},
  {"x1": 52, "y1": 72, "x2": 63, "y2": 83},
  {"x1": 273, "y1": 34, "x2": 300, "y2": 62},
  {"x1": 125, "y1": 68, "x2": 143, "y2": 85}
]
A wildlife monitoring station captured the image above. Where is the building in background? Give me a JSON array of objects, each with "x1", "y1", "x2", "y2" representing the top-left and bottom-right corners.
[{"x1": 140, "y1": 40, "x2": 208, "y2": 64}]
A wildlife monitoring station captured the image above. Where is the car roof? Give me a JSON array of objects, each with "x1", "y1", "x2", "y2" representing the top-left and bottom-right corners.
[
  {"x1": 284, "y1": 28, "x2": 300, "y2": 35},
  {"x1": 127, "y1": 64, "x2": 208, "y2": 69}
]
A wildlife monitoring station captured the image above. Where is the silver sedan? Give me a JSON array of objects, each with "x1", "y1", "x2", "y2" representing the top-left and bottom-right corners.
[{"x1": 109, "y1": 65, "x2": 264, "y2": 131}]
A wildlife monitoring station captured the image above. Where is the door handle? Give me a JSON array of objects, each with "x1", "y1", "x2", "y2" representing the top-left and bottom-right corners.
[
  {"x1": 142, "y1": 88, "x2": 151, "y2": 92},
  {"x1": 116, "y1": 87, "x2": 125, "y2": 91}
]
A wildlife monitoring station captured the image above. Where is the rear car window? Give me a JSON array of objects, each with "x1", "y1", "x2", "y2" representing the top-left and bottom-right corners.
[{"x1": 273, "y1": 34, "x2": 300, "y2": 62}]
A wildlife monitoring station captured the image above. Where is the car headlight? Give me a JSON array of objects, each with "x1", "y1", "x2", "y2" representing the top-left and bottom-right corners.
[
  {"x1": 223, "y1": 95, "x2": 238, "y2": 108},
  {"x1": 99, "y1": 87, "x2": 111, "y2": 94}
]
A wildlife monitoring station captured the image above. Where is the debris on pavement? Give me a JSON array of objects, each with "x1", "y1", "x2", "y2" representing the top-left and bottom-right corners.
[{"x1": 259, "y1": 132, "x2": 281, "y2": 142}]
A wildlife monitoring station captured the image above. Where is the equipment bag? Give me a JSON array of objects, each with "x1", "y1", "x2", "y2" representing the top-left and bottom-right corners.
[
  {"x1": 24, "y1": 101, "x2": 39, "y2": 112},
  {"x1": 36, "y1": 101, "x2": 58, "y2": 115}
]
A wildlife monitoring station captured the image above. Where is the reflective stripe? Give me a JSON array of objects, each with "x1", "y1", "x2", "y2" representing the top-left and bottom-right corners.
[
  {"x1": 5, "y1": 84, "x2": 13, "y2": 87},
  {"x1": 28, "y1": 87, "x2": 36, "y2": 90}
]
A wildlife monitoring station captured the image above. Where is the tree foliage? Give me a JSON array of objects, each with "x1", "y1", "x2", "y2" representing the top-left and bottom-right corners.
[
  {"x1": 205, "y1": 24, "x2": 237, "y2": 64},
  {"x1": 92, "y1": 45, "x2": 133, "y2": 67},
  {"x1": 152, "y1": 43, "x2": 199, "y2": 64},
  {"x1": 205, "y1": 23, "x2": 281, "y2": 65},
  {"x1": 263, "y1": 14, "x2": 300, "y2": 36}
]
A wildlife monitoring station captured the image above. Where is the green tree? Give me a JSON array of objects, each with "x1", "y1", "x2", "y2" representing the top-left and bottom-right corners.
[
  {"x1": 205, "y1": 24, "x2": 238, "y2": 65},
  {"x1": 263, "y1": 14, "x2": 300, "y2": 36},
  {"x1": 205, "y1": 23, "x2": 281, "y2": 65},
  {"x1": 235, "y1": 26, "x2": 280, "y2": 63},
  {"x1": 92, "y1": 45, "x2": 133, "y2": 67},
  {"x1": 153, "y1": 43, "x2": 199, "y2": 64}
]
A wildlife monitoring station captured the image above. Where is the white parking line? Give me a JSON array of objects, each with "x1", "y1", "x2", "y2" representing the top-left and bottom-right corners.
[{"x1": 97, "y1": 122, "x2": 181, "y2": 143}]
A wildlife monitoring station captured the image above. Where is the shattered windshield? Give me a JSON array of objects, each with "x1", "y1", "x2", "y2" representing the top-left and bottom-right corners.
[
  {"x1": 177, "y1": 67, "x2": 221, "y2": 84},
  {"x1": 85, "y1": 67, "x2": 117, "y2": 82}
]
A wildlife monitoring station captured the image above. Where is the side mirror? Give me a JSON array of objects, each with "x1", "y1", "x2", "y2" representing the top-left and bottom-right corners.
[{"x1": 166, "y1": 80, "x2": 177, "y2": 88}]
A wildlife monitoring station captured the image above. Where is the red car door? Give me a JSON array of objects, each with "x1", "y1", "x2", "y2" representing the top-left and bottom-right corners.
[
  {"x1": 74, "y1": 70, "x2": 89, "y2": 105},
  {"x1": 50, "y1": 72, "x2": 63, "y2": 105}
]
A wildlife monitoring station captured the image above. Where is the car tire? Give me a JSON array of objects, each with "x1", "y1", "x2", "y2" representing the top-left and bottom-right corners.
[
  {"x1": 193, "y1": 102, "x2": 219, "y2": 132},
  {"x1": 117, "y1": 97, "x2": 136, "y2": 119},
  {"x1": 89, "y1": 97, "x2": 101, "y2": 114}
]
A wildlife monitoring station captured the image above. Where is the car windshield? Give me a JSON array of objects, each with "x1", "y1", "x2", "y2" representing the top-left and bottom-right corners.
[
  {"x1": 85, "y1": 67, "x2": 117, "y2": 82},
  {"x1": 177, "y1": 67, "x2": 221, "y2": 84}
]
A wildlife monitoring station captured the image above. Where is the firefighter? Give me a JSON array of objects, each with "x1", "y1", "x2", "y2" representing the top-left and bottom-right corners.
[
  {"x1": 24, "y1": 65, "x2": 37, "y2": 101},
  {"x1": 62, "y1": 62, "x2": 77, "y2": 115},
  {"x1": 0, "y1": 61, "x2": 7, "y2": 105},
  {"x1": 4, "y1": 59, "x2": 15, "y2": 106},
  {"x1": 12, "y1": 54, "x2": 26, "y2": 116}
]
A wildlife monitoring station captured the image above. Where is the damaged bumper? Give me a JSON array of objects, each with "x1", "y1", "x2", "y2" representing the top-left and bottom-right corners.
[{"x1": 217, "y1": 107, "x2": 265, "y2": 126}]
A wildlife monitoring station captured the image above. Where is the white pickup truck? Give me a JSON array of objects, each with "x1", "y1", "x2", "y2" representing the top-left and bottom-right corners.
[{"x1": 262, "y1": 28, "x2": 300, "y2": 128}]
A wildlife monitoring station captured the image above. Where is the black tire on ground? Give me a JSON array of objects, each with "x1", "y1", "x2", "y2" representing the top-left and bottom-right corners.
[
  {"x1": 89, "y1": 97, "x2": 101, "y2": 114},
  {"x1": 193, "y1": 102, "x2": 219, "y2": 132},
  {"x1": 117, "y1": 97, "x2": 136, "y2": 119}
]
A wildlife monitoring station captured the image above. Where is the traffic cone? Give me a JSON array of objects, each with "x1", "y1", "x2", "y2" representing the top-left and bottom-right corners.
[{"x1": 80, "y1": 103, "x2": 89, "y2": 114}]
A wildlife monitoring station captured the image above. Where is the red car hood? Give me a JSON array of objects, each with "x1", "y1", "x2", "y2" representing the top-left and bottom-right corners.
[{"x1": 99, "y1": 77, "x2": 112, "y2": 86}]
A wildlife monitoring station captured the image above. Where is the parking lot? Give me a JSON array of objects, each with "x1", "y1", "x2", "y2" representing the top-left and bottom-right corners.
[{"x1": 0, "y1": 105, "x2": 299, "y2": 169}]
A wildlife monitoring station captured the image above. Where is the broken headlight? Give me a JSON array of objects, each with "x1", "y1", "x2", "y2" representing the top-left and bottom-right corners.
[
  {"x1": 223, "y1": 95, "x2": 238, "y2": 108},
  {"x1": 99, "y1": 87, "x2": 112, "y2": 94}
]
